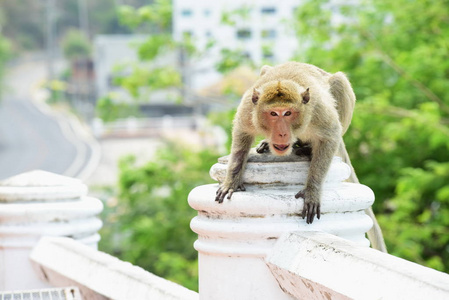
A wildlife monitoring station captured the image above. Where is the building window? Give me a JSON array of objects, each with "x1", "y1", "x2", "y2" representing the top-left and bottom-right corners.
[
  {"x1": 261, "y1": 29, "x2": 277, "y2": 39},
  {"x1": 181, "y1": 9, "x2": 193, "y2": 17},
  {"x1": 263, "y1": 52, "x2": 274, "y2": 60},
  {"x1": 236, "y1": 29, "x2": 252, "y2": 40},
  {"x1": 261, "y1": 7, "x2": 276, "y2": 14}
]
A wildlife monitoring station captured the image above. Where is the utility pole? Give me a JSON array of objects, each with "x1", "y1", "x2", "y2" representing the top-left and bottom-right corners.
[
  {"x1": 77, "y1": 0, "x2": 91, "y2": 120},
  {"x1": 77, "y1": 0, "x2": 89, "y2": 37},
  {"x1": 45, "y1": 0, "x2": 56, "y2": 81}
]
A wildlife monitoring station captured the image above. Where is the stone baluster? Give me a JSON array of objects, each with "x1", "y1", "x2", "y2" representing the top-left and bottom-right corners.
[
  {"x1": 0, "y1": 170, "x2": 103, "y2": 290},
  {"x1": 188, "y1": 152, "x2": 374, "y2": 299}
]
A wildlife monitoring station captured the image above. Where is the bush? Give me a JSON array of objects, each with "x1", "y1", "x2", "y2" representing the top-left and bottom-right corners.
[{"x1": 99, "y1": 141, "x2": 219, "y2": 291}]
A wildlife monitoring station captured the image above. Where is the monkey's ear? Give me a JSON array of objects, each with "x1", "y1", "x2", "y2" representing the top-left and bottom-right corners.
[
  {"x1": 301, "y1": 88, "x2": 310, "y2": 104},
  {"x1": 259, "y1": 65, "x2": 273, "y2": 76},
  {"x1": 252, "y1": 88, "x2": 260, "y2": 104}
]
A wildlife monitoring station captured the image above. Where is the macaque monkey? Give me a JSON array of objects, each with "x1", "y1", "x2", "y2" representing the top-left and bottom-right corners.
[{"x1": 215, "y1": 62, "x2": 387, "y2": 252}]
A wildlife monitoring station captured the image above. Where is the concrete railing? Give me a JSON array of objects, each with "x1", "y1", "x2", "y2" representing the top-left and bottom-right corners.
[
  {"x1": 2, "y1": 162, "x2": 449, "y2": 300},
  {"x1": 188, "y1": 152, "x2": 449, "y2": 300},
  {"x1": 0, "y1": 170, "x2": 199, "y2": 300},
  {"x1": 30, "y1": 237, "x2": 198, "y2": 300},
  {"x1": 267, "y1": 231, "x2": 449, "y2": 300}
]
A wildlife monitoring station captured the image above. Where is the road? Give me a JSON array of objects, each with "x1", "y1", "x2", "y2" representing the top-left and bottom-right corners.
[{"x1": 0, "y1": 59, "x2": 98, "y2": 181}]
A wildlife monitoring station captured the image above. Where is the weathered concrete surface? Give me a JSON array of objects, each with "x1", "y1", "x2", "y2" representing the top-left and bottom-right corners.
[
  {"x1": 267, "y1": 232, "x2": 449, "y2": 300},
  {"x1": 31, "y1": 237, "x2": 199, "y2": 300},
  {"x1": 212, "y1": 151, "x2": 351, "y2": 186}
]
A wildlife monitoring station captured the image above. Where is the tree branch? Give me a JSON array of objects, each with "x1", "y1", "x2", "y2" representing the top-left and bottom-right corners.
[{"x1": 362, "y1": 30, "x2": 449, "y2": 115}]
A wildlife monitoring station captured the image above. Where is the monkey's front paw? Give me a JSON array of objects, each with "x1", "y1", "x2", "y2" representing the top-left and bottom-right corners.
[
  {"x1": 256, "y1": 141, "x2": 270, "y2": 154},
  {"x1": 295, "y1": 190, "x2": 321, "y2": 224},
  {"x1": 293, "y1": 140, "x2": 312, "y2": 158},
  {"x1": 215, "y1": 183, "x2": 246, "y2": 203}
]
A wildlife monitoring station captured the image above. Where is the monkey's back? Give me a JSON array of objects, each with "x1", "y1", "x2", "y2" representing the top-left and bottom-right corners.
[{"x1": 255, "y1": 62, "x2": 332, "y2": 91}]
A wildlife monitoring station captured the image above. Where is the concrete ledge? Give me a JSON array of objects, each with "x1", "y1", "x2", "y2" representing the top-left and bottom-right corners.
[
  {"x1": 266, "y1": 231, "x2": 449, "y2": 300},
  {"x1": 211, "y1": 154, "x2": 351, "y2": 186},
  {"x1": 30, "y1": 237, "x2": 198, "y2": 300}
]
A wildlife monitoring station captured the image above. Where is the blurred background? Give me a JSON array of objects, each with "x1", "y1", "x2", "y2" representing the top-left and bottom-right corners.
[{"x1": 0, "y1": 0, "x2": 447, "y2": 291}]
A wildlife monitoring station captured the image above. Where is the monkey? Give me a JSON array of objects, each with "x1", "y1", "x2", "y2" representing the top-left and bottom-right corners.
[{"x1": 215, "y1": 61, "x2": 387, "y2": 252}]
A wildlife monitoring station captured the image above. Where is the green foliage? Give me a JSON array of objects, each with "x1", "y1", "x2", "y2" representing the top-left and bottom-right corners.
[
  {"x1": 216, "y1": 48, "x2": 255, "y2": 74},
  {"x1": 0, "y1": 33, "x2": 12, "y2": 97},
  {"x1": 1, "y1": 0, "x2": 129, "y2": 52},
  {"x1": 99, "y1": 142, "x2": 218, "y2": 291},
  {"x1": 0, "y1": 34, "x2": 11, "y2": 61},
  {"x1": 293, "y1": 0, "x2": 449, "y2": 272},
  {"x1": 113, "y1": 65, "x2": 182, "y2": 98},
  {"x1": 61, "y1": 28, "x2": 92, "y2": 61},
  {"x1": 117, "y1": 0, "x2": 172, "y2": 32},
  {"x1": 109, "y1": 1, "x2": 190, "y2": 103},
  {"x1": 45, "y1": 80, "x2": 68, "y2": 104},
  {"x1": 137, "y1": 34, "x2": 174, "y2": 61},
  {"x1": 220, "y1": 5, "x2": 252, "y2": 26},
  {"x1": 96, "y1": 93, "x2": 139, "y2": 122},
  {"x1": 379, "y1": 161, "x2": 449, "y2": 270}
]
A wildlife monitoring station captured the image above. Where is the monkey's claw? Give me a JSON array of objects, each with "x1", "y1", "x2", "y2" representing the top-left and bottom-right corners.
[
  {"x1": 302, "y1": 202, "x2": 321, "y2": 224},
  {"x1": 215, "y1": 183, "x2": 246, "y2": 203},
  {"x1": 295, "y1": 190, "x2": 321, "y2": 224},
  {"x1": 256, "y1": 141, "x2": 270, "y2": 154}
]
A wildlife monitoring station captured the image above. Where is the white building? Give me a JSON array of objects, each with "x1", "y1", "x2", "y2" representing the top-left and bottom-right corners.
[
  {"x1": 94, "y1": 35, "x2": 179, "y2": 104},
  {"x1": 94, "y1": 35, "x2": 147, "y2": 101},
  {"x1": 172, "y1": 0, "x2": 299, "y2": 90}
]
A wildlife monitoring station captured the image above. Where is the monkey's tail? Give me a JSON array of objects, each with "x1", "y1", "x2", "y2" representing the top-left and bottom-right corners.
[{"x1": 338, "y1": 140, "x2": 388, "y2": 253}]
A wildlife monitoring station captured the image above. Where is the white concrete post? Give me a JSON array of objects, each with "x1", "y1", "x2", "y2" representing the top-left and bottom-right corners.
[
  {"x1": 0, "y1": 170, "x2": 103, "y2": 291},
  {"x1": 188, "y1": 152, "x2": 375, "y2": 300}
]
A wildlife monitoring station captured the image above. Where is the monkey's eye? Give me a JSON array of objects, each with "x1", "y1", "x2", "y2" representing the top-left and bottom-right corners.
[
  {"x1": 284, "y1": 111, "x2": 292, "y2": 116},
  {"x1": 270, "y1": 112, "x2": 278, "y2": 116}
]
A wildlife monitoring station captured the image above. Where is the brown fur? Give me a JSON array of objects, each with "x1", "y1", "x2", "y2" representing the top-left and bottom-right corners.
[{"x1": 216, "y1": 62, "x2": 387, "y2": 252}]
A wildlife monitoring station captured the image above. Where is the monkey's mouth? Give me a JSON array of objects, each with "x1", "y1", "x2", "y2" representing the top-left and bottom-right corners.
[{"x1": 273, "y1": 144, "x2": 290, "y2": 152}]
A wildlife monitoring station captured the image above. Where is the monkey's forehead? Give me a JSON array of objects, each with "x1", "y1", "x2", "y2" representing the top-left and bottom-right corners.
[
  {"x1": 260, "y1": 96, "x2": 297, "y2": 105},
  {"x1": 259, "y1": 89, "x2": 302, "y2": 104},
  {"x1": 260, "y1": 100, "x2": 299, "y2": 109}
]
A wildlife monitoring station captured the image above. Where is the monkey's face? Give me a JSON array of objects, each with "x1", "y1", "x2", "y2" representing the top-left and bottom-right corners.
[
  {"x1": 252, "y1": 80, "x2": 310, "y2": 156},
  {"x1": 263, "y1": 107, "x2": 299, "y2": 156}
]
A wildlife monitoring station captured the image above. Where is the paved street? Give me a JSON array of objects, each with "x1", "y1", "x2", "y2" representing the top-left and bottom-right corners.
[
  {"x1": 0, "y1": 58, "x2": 222, "y2": 186},
  {"x1": 0, "y1": 59, "x2": 97, "y2": 181}
]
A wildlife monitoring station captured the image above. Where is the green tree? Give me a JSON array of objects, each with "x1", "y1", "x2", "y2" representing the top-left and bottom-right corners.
[
  {"x1": 61, "y1": 28, "x2": 92, "y2": 61},
  {"x1": 96, "y1": 93, "x2": 139, "y2": 122},
  {"x1": 0, "y1": 0, "x2": 130, "y2": 51},
  {"x1": 215, "y1": 48, "x2": 255, "y2": 74},
  {"x1": 111, "y1": 0, "x2": 182, "y2": 99},
  {"x1": 99, "y1": 142, "x2": 218, "y2": 291},
  {"x1": 97, "y1": 0, "x2": 207, "y2": 120},
  {"x1": 0, "y1": 28, "x2": 12, "y2": 97},
  {"x1": 293, "y1": 0, "x2": 449, "y2": 272}
]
